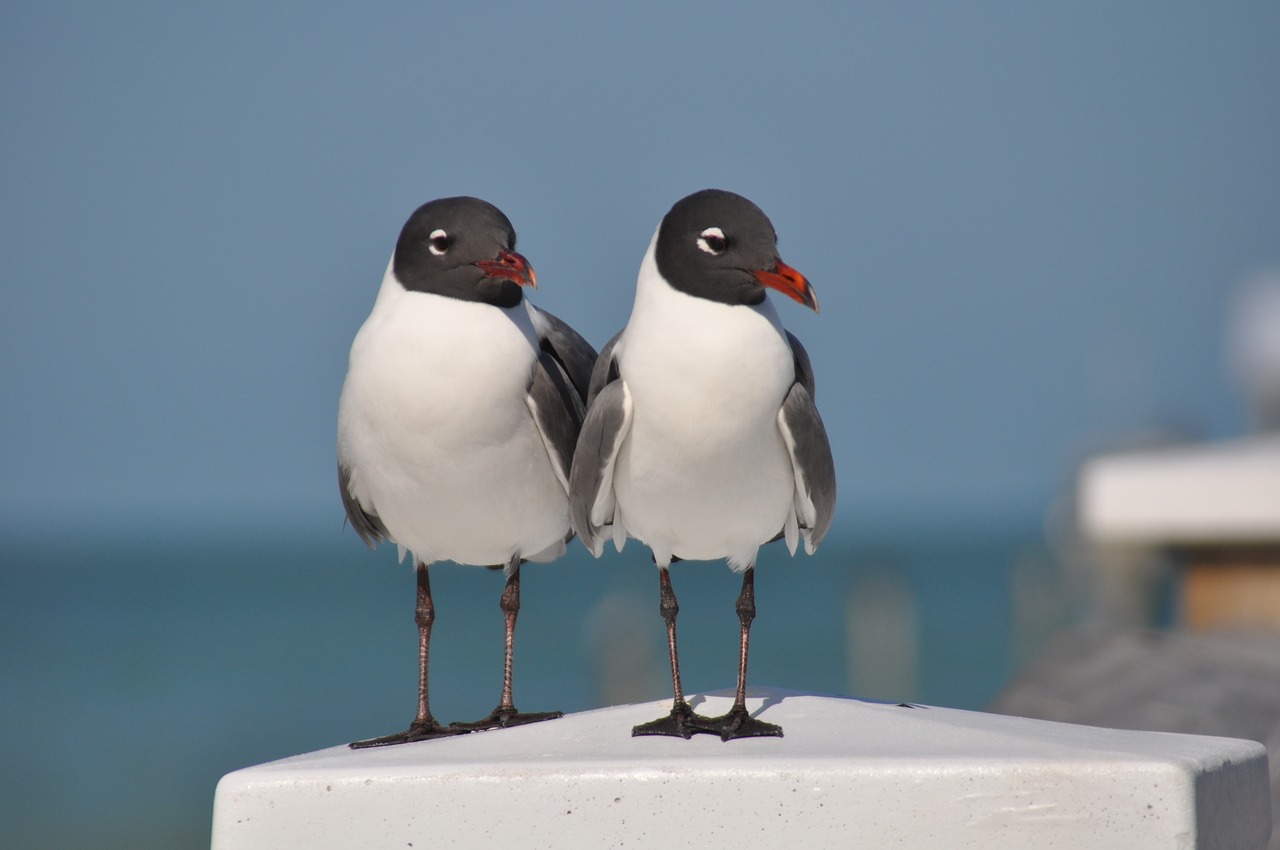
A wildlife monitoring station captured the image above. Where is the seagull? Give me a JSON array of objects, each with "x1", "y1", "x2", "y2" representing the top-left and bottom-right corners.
[
  {"x1": 569, "y1": 189, "x2": 835, "y2": 741},
  {"x1": 337, "y1": 196, "x2": 596, "y2": 747}
]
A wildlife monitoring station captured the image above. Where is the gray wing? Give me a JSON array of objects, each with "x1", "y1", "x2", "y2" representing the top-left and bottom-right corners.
[
  {"x1": 527, "y1": 304, "x2": 597, "y2": 404},
  {"x1": 338, "y1": 463, "x2": 388, "y2": 548},
  {"x1": 586, "y1": 331, "x2": 622, "y2": 406},
  {"x1": 568, "y1": 378, "x2": 632, "y2": 556},
  {"x1": 786, "y1": 330, "x2": 816, "y2": 398},
  {"x1": 778, "y1": 380, "x2": 836, "y2": 553},
  {"x1": 527, "y1": 350, "x2": 588, "y2": 494}
]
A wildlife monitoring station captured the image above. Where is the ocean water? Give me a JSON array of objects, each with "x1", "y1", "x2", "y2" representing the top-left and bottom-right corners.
[{"x1": 0, "y1": 521, "x2": 1057, "y2": 849}]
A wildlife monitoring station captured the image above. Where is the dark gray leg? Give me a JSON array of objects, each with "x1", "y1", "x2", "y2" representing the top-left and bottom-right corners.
[
  {"x1": 351, "y1": 563, "x2": 466, "y2": 747},
  {"x1": 451, "y1": 556, "x2": 563, "y2": 732},
  {"x1": 703, "y1": 568, "x2": 783, "y2": 741},
  {"x1": 632, "y1": 566, "x2": 718, "y2": 738}
]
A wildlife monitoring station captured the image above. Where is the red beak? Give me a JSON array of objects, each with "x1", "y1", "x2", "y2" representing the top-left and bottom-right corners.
[
  {"x1": 752, "y1": 257, "x2": 817, "y2": 312},
  {"x1": 474, "y1": 250, "x2": 537, "y2": 288}
]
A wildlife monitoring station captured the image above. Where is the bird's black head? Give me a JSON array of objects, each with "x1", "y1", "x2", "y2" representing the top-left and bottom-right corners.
[
  {"x1": 654, "y1": 189, "x2": 817, "y2": 311},
  {"x1": 392, "y1": 196, "x2": 535, "y2": 308}
]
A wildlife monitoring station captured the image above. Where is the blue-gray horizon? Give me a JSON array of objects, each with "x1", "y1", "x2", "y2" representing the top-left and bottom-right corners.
[{"x1": 3, "y1": 3, "x2": 1277, "y2": 544}]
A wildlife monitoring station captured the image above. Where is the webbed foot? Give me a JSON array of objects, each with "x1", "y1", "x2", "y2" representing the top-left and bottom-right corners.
[
  {"x1": 449, "y1": 706, "x2": 563, "y2": 733},
  {"x1": 700, "y1": 704, "x2": 783, "y2": 741},
  {"x1": 631, "y1": 700, "x2": 720, "y2": 739},
  {"x1": 350, "y1": 718, "x2": 468, "y2": 748}
]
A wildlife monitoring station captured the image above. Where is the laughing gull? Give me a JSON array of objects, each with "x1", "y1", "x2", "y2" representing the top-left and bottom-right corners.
[
  {"x1": 569, "y1": 189, "x2": 836, "y2": 741},
  {"x1": 337, "y1": 196, "x2": 596, "y2": 747}
]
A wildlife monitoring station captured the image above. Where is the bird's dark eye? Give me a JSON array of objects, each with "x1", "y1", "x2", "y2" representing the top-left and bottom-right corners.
[
  {"x1": 697, "y1": 227, "x2": 727, "y2": 256},
  {"x1": 428, "y1": 229, "x2": 451, "y2": 256}
]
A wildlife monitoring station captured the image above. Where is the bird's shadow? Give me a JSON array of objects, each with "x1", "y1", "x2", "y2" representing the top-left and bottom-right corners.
[{"x1": 687, "y1": 690, "x2": 787, "y2": 719}]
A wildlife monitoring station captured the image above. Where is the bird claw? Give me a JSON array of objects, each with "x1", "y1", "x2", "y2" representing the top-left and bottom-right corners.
[
  {"x1": 699, "y1": 704, "x2": 784, "y2": 741},
  {"x1": 633, "y1": 701, "x2": 783, "y2": 741},
  {"x1": 631, "y1": 700, "x2": 720, "y2": 739},
  {"x1": 449, "y1": 706, "x2": 563, "y2": 733},
  {"x1": 349, "y1": 718, "x2": 469, "y2": 748}
]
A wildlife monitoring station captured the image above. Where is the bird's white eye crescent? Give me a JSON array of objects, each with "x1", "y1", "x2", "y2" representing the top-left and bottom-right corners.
[
  {"x1": 697, "y1": 227, "x2": 727, "y2": 255},
  {"x1": 428, "y1": 229, "x2": 450, "y2": 256}
]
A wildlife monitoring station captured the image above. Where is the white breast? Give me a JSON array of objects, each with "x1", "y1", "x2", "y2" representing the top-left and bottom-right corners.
[
  {"x1": 612, "y1": 232, "x2": 797, "y2": 569},
  {"x1": 337, "y1": 263, "x2": 569, "y2": 567}
]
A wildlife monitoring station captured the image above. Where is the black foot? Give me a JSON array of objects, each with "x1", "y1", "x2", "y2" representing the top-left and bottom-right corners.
[
  {"x1": 631, "y1": 701, "x2": 720, "y2": 739},
  {"x1": 700, "y1": 704, "x2": 783, "y2": 741},
  {"x1": 349, "y1": 718, "x2": 468, "y2": 748},
  {"x1": 449, "y1": 706, "x2": 563, "y2": 733}
]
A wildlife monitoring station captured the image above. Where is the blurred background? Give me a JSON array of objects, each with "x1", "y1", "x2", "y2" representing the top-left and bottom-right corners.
[{"x1": 3, "y1": 3, "x2": 1278, "y2": 848}]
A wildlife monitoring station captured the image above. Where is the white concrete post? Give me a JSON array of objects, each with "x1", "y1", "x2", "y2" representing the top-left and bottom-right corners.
[{"x1": 212, "y1": 689, "x2": 1270, "y2": 849}]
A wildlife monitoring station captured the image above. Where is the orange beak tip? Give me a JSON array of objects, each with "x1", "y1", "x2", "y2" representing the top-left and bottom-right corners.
[
  {"x1": 753, "y1": 258, "x2": 817, "y2": 312},
  {"x1": 475, "y1": 250, "x2": 537, "y2": 288}
]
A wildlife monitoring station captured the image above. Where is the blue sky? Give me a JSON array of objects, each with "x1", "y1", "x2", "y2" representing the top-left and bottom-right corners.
[{"x1": 3, "y1": 3, "x2": 1278, "y2": 537}]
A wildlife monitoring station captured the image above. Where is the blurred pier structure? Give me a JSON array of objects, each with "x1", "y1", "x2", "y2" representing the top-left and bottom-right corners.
[
  {"x1": 1080, "y1": 435, "x2": 1280, "y2": 631},
  {"x1": 995, "y1": 272, "x2": 1280, "y2": 848}
]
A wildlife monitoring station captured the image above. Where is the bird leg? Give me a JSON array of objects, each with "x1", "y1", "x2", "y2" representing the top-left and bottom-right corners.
[
  {"x1": 351, "y1": 563, "x2": 466, "y2": 747},
  {"x1": 451, "y1": 556, "x2": 563, "y2": 732},
  {"x1": 701, "y1": 568, "x2": 783, "y2": 741},
  {"x1": 632, "y1": 566, "x2": 718, "y2": 738}
]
